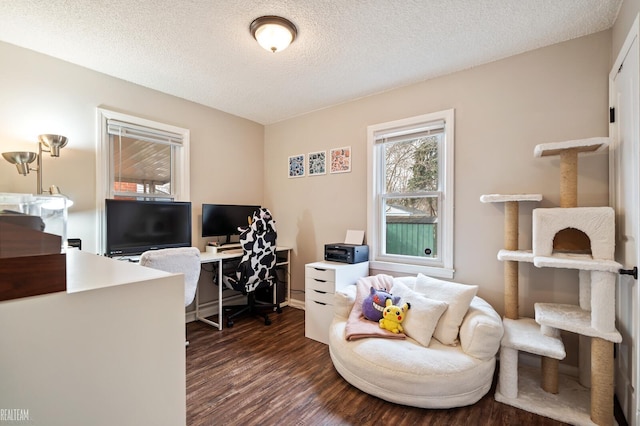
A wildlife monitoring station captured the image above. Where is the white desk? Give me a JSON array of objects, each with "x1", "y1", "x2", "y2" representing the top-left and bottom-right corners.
[
  {"x1": 195, "y1": 246, "x2": 291, "y2": 330},
  {"x1": 0, "y1": 250, "x2": 186, "y2": 426}
]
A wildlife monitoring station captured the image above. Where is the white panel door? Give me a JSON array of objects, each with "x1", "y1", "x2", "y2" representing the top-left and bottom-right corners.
[{"x1": 611, "y1": 16, "x2": 640, "y2": 426}]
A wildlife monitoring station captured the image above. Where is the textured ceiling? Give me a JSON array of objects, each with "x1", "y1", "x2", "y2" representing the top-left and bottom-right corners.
[{"x1": 0, "y1": 0, "x2": 622, "y2": 125}]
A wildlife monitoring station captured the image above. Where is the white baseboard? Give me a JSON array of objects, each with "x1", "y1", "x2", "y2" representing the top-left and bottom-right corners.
[{"x1": 289, "y1": 299, "x2": 305, "y2": 310}]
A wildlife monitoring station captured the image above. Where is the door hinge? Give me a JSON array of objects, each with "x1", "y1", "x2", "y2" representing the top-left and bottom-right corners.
[
  {"x1": 609, "y1": 107, "x2": 615, "y2": 123},
  {"x1": 619, "y1": 266, "x2": 637, "y2": 280}
]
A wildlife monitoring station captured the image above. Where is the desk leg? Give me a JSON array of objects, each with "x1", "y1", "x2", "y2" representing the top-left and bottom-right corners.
[
  {"x1": 218, "y1": 259, "x2": 223, "y2": 330},
  {"x1": 195, "y1": 259, "x2": 223, "y2": 330}
]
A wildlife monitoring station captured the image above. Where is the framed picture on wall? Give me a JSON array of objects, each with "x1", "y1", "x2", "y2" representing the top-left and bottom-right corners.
[
  {"x1": 308, "y1": 151, "x2": 326, "y2": 176},
  {"x1": 288, "y1": 154, "x2": 305, "y2": 178},
  {"x1": 330, "y1": 146, "x2": 351, "y2": 173}
]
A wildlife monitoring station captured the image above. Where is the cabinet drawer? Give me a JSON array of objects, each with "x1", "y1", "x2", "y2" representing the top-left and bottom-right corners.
[
  {"x1": 305, "y1": 265, "x2": 336, "y2": 282},
  {"x1": 306, "y1": 287, "x2": 334, "y2": 305},
  {"x1": 306, "y1": 277, "x2": 335, "y2": 293},
  {"x1": 305, "y1": 298, "x2": 334, "y2": 344}
]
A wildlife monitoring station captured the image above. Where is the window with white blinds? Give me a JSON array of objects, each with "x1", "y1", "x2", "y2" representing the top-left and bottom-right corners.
[
  {"x1": 98, "y1": 111, "x2": 189, "y2": 201},
  {"x1": 367, "y1": 109, "x2": 454, "y2": 278},
  {"x1": 107, "y1": 119, "x2": 182, "y2": 199}
]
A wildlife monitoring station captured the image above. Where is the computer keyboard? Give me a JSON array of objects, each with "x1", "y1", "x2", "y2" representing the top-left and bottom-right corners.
[{"x1": 220, "y1": 248, "x2": 242, "y2": 254}]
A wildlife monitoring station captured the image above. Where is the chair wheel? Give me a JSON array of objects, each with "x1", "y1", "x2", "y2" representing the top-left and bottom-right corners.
[
  {"x1": 227, "y1": 320, "x2": 234, "y2": 327},
  {"x1": 276, "y1": 307, "x2": 282, "y2": 314},
  {"x1": 265, "y1": 318, "x2": 272, "y2": 325}
]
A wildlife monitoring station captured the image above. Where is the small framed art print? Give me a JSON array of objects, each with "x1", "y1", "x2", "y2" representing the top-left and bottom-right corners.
[
  {"x1": 308, "y1": 151, "x2": 326, "y2": 176},
  {"x1": 288, "y1": 154, "x2": 305, "y2": 178},
  {"x1": 330, "y1": 146, "x2": 351, "y2": 173}
]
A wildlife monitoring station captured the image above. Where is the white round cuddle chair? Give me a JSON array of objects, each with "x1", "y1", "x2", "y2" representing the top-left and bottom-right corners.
[{"x1": 329, "y1": 274, "x2": 504, "y2": 409}]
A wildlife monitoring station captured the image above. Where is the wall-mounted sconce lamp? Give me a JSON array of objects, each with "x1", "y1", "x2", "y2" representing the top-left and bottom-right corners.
[{"x1": 2, "y1": 134, "x2": 69, "y2": 195}]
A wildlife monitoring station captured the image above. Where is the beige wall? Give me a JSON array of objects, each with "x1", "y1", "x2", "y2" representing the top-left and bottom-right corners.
[
  {"x1": 265, "y1": 28, "x2": 612, "y2": 340},
  {"x1": 0, "y1": 41, "x2": 264, "y2": 254},
  {"x1": 613, "y1": 0, "x2": 639, "y2": 61}
]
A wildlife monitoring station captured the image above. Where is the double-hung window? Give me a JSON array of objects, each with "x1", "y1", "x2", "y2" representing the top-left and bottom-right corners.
[{"x1": 367, "y1": 109, "x2": 454, "y2": 278}]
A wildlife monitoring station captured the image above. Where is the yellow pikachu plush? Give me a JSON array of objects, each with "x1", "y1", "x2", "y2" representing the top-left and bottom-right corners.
[{"x1": 378, "y1": 299, "x2": 410, "y2": 334}]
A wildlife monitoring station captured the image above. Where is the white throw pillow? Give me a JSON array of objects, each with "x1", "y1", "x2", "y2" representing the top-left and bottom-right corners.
[
  {"x1": 415, "y1": 273, "x2": 478, "y2": 345},
  {"x1": 391, "y1": 280, "x2": 448, "y2": 347}
]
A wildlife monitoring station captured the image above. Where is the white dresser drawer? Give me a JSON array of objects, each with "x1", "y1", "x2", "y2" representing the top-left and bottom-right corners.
[
  {"x1": 306, "y1": 277, "x2": 335, "y2": 294},
  {"x1": 306, "y1": 287, "x2": 335, "y2": 305},
  {"x1": 305, "y1": 265, "x2": 336, "y2": 282},
  {"x1": 305, "y1": 298, "x2": 334, "y2": 344}
]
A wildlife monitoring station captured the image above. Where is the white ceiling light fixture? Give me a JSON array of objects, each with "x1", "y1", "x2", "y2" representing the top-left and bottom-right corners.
[{"x1": 250, "y1": 16, "x2": 297, "y2": 53}]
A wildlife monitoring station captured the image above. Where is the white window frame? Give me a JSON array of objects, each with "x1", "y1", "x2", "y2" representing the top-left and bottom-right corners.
[
  {"x1": 95, "y1": 108, "x2": 190, "y2": 254},
  {"x1": 367, "y1": 109, "x2": 454, "y2": 278}
]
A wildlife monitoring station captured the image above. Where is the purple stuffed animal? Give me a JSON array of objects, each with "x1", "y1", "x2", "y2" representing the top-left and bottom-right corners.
[{"x1": 362, "y1": 287, "x2": 400, "y2": 322}]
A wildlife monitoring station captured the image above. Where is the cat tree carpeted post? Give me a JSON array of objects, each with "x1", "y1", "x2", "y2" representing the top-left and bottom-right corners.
[
  {"x1": 591, "y1": 337, "x2": 613, "y2": 426},
  {"x1": 559, "y1": 148, "x2": 578, "y2": 208},
  {"x1": 541, "y1": 356, "x2": 558, "y2": 394},
  {"x1": 504, "y1": 201, "x2": 519, "y2": 320}
]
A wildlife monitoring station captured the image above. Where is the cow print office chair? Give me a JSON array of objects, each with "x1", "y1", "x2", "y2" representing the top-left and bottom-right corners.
[{"x1": 222, "y1": 207, "x2": 281, "y2": 327}]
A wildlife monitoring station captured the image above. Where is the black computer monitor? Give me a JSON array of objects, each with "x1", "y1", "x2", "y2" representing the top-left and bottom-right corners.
[
  {"x1": 105, "y1": 199, "x2": 192, "y2": 256},
  {"x1": 201, "y1": 204, "x2": 260, "y2": 244}
]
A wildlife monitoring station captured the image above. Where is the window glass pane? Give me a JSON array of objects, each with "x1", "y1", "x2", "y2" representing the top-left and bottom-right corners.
[
  {"x1": 111, "y1": 135, "x2": 172, "y2": 196},
  {"x1": 384, "y1": 134, "x2": 439, "y2": 194},
  {"x1": 384, "y1": 196, "x2": 438, "y2": 258}
]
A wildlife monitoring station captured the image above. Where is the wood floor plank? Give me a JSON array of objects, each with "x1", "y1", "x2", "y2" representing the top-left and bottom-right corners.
[{"x1": 186, "y1": 307, "x2": 568, "y2": 426}]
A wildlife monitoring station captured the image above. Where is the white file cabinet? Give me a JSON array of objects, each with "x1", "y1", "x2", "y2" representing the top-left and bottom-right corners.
[{"x1": 305, "y1": 261, "x2": 369, "y2": 344}]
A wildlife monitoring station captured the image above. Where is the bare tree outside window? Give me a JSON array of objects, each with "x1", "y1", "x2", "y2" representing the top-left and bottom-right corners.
[{"x1": 383, "y1": 134, "x2": 440, "y2": 258}]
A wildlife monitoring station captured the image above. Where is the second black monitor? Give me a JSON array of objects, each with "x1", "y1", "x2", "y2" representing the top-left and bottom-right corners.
[{"x1": 201, "y1": 204, "x2": 260, "y2": 243}]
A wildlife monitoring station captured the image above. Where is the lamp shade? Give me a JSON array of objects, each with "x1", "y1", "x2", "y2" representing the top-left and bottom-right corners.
[
  {"x1": 2, "y1": 151, "x2": 37, "y2": 176},
  {"x1": 250, "y1": 16, "x2": 297, "y2": 53},
  {"x1": 38, "y1": 134, "x2": 68, "y2": 157}
]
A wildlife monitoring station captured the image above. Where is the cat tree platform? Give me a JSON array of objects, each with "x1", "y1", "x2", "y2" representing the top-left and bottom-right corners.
[
  {"x1": 497, "y1": 249, "x2": 534, "y2": 262},
  {"x1": 533, "y1": 137, "x2": 609, "y2": 158},
  {"x1": 495, "y1": 364, "x2": 597, "y2": 426},
  {"x1": 535, "y1": 304, "x2": 622, "y2": 343},
  {"x1": 533, "y1": 254, "x2": 621, "y2": 273}
]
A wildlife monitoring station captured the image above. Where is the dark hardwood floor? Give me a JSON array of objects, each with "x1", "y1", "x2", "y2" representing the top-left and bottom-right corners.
[{"x1": 186, "y1": 307, "x2": 568, "y2": 426}]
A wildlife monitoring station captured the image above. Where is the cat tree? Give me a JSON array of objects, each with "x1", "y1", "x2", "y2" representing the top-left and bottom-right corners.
[{"x1": 481, "y1": 137, "x2": 621, "y2": 425}]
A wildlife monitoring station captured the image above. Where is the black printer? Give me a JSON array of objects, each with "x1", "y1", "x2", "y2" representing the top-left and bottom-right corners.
[{"x1": 324, "y1": 243, "x2": 369, "y2": 264}]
